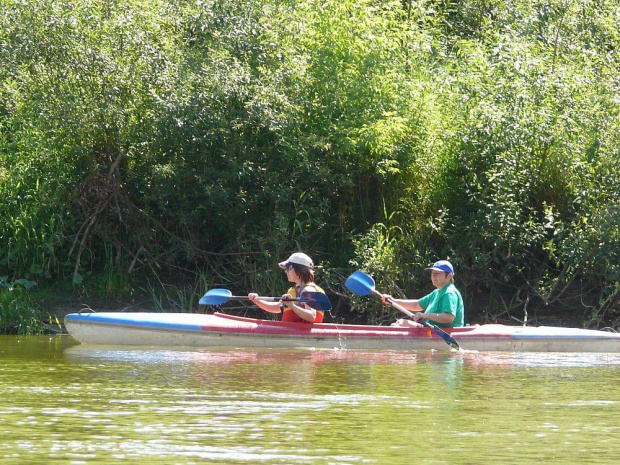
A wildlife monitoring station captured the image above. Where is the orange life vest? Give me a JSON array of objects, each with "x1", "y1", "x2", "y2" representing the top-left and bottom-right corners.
[{"x1": 281, "y1": 285, "x2": 325, "y2": 323}]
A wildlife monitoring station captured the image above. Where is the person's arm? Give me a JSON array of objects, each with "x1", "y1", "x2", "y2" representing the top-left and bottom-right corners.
[
  {"x1": 383, "y1": 294, "x2": 426, "y2": 327},
  {"x1": 421, "y1": 312, "x2": 455, "y2": 324},
  {"x1": 248, "y1": 293, "x2": 282, "y2": 313},
  {"x1": 286, "y1": 301, "x2": 317, "y2": 322},
  {"x1": 381, "y1": 294, "x2": 423, "y2": 312}
]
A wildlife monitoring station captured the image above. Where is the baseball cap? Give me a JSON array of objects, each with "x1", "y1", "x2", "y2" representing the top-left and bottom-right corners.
[
  {"x1": 425, "y1": 260, "x2": 454, "y2": 274},
  {"x1": 278, "y1": 252, "x2": 314, "y2": 269}
]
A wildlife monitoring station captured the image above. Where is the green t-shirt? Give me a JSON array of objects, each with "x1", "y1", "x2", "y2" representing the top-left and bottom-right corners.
[{"x1": 417, "y1": 283, "x2": 464, "y2": 327}]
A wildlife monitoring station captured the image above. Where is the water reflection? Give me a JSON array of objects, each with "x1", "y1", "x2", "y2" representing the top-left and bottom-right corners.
[
  {"x1": 64, "y1": 345, "x2": 421, "y2": 365},
  {"x1": 63, "y1": 344, "x2": 620, "y2": 368}
]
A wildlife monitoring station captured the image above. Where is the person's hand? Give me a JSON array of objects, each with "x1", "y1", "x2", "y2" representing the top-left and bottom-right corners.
[
  {"x1": 381, "y1": 294, "x2": 392, "y2": 305},
  {"x1": 281, "y1": 293, "x2": 293, "y2": 308},
  {"x1": 412, "y1": 312, "x2": 425, "y2": 322},
  {"x1": 248, "y1": 293, "x2": 258, "y2": 301}
]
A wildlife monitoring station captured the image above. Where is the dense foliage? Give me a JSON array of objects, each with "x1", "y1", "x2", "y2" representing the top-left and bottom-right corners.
[{"x1": 0, "y1": 0, "x2": 618, "y2": 330}]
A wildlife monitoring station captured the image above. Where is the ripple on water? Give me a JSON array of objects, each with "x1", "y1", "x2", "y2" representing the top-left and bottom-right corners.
[{"x1": 1, "y1": 337, "x2": 620, "y2": 464}]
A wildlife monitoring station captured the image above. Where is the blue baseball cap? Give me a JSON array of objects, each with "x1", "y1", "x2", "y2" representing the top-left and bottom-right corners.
[{"x1": 425, "y1": 260, "x2": 454, "y2": 274}]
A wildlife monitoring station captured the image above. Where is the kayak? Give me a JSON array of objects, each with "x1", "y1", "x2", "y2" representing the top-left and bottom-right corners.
[{"x1": 63, "y1": 311, "x2": 620, "y2": 352}]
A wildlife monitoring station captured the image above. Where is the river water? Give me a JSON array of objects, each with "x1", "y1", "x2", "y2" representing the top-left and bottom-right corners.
[{"x1": 1, "y1": 335, "x2": 619, "y2": 464}]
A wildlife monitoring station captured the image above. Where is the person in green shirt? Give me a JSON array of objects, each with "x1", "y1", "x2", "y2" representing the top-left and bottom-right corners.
[{"x1": 381, "y1": 260, "x2": 464, "y2": 328}]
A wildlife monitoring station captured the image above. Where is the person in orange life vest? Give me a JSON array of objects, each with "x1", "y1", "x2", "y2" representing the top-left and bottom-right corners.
[
  {"x1": 381, "y1": 260, "x2": 464, "y2": 328},
  {"x1": 248, "y1": 252, "x2": 326, "y2": 323}
]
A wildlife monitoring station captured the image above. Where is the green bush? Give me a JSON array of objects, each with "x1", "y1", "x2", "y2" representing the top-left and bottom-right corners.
[
  {"x1": 0, "y1": 0, "x2": 617, "y2": 327},
  {"x1": 0, "y1": 277, "x2": 45, "y2": 334}
]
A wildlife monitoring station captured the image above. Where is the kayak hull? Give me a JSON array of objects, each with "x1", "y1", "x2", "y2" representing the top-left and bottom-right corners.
[{"x1": 64, "y1": 312, "x2": 620, "y2": 352}]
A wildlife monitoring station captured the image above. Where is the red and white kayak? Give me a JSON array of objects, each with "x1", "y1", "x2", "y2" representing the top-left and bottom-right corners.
[{"x1": 64, "y1": 311, "x2": 620, "y2": 352}]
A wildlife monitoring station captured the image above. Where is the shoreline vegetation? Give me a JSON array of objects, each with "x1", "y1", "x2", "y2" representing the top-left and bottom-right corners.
[{"x1": 1, "y1": 1, "x2": 618, "y2": 334}]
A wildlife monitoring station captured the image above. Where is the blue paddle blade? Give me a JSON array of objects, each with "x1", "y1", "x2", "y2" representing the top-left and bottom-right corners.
[
  {"x1": 199, "y1": 289, "x2": 233, "y2": 305},
  {"x1": 301, "y1": 292, "x2": 332, "y2": 311},
  {"x1": 432, "y1": 327, "x2": 461, "y2": 351},
  {"x1": 345, "y1": 271, "x2": 376, "y2": 296}
]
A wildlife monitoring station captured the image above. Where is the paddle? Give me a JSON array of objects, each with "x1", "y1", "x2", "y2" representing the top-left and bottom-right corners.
[
  {"x1": 345, "y1": 270, "x2": 462, "y2": 351},
  {"x1": 199, "y1": 288, "x2": 332, "y2": 312}
]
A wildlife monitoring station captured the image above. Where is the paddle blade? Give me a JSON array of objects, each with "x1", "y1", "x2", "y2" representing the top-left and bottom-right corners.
[
  {"x1": 345, "y1": 271, "x2": 376, "y2": 296},
  {"x1": 199, "y1": 289, "x2": 232, "y2": 306},
  {"x1": 300, "y1": 291, "x2": 332, "y2": 312},
  {"x1": 431, "y1": 325, "x2": 462, "y2": 351}
]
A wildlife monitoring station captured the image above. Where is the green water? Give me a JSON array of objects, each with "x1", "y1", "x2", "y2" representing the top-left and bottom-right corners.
[{"x1": 1, "y1": 336, "x2": 619, "y2": 464}]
